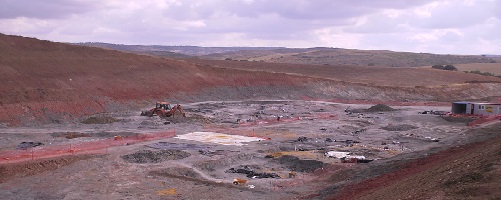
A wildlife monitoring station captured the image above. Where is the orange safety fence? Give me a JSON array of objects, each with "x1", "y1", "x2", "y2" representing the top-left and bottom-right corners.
[{"x1": 0, "y1": 130, "x2": 176, "y2": 164}]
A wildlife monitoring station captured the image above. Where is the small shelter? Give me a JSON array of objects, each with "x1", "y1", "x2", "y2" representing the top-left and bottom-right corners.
[{"x1": 451, "y1": 102, "x2": 501, "y2": 116}]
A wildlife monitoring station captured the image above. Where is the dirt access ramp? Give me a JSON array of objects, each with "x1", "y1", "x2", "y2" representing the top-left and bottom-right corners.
[{"x1": 329, "y1": 122, "x2": 501, "y2": 200}]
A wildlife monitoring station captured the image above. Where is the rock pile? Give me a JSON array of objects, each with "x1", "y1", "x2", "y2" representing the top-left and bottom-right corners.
[
  {"x1": 366, "y1": 104, "x2": 395, "y2": 112},
  {"x1": 122, "y1": 150, "x2": 190, "y2": 163},
  {"x1": 275, "y1": 155, "x2": 324, "y2": 172},
  {"x1": 381, "y1": 124, "x2": 419, "y2": 131}
]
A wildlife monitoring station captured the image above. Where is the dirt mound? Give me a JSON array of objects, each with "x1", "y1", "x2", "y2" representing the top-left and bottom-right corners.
[
  {"x1": 16, "y1": 142, "x2": 44, "y2": 150},
  {"x1": 441, "y1": 116, "x2": 476, "y2": 124},
  {"x1": 381, "y1": 124, "x2": 419, "y2": 131},
  {"x1": 162, "y1": 114, "x2": 214, "y2": 124},
  {"x1": 366, "y1": 104, "x2": 395, "y2": 112},
  {"x1": 195, "y1": 154, "x2": 257, "y2": 172},
  {"x1": 0, "y1": 155, "x2": 95, "y2": 183},
  {"x1": 82, "y1": 116, "x2": 120, "y2": 124},
  {"x1": 51, "y1": 132, "x2": 91, "y2": 139},
  {"x1": 50, "y1": 131, "x2": 138, "y2": 139},
  {"x1": 121, "y1": 150, "x2": 190, "y2": 163},
  {"x1": 148, "y1": 167, "x2": 203, "y2": 179},
  {"x1": 274, "y1": 155, "x2": 324, "y2": 172},
  {"x1": 226, "y1": 166, "x2": 281, "y2": 178}
]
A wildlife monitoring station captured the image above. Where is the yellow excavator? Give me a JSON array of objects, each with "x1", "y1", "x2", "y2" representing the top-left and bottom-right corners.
[{"x1": 140, "y1": 102, "x2": 186, "y2": 117}]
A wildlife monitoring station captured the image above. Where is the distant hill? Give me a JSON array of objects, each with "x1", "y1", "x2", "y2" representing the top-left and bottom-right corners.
[
  {"x1": 74, "y1": 43, "x2": 496, "y2": 67},
  {"x1": 74, "y1": 42, "x2": 285, "y2": 58},
  {"x1": 482, "y1": 54, "x2": 501, "y2": 58},
  {"x1": 201, "y1": 47, "x2": 496, "y2": 67}
]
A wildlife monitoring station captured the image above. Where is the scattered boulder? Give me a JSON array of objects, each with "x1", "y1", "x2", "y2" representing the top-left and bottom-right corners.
[
  {"x1": 225, "y1": 166, "x2": 281, "y2": 179},
  {"x1": 275, "y1": 155, "x2": 324, "y2": 172},
  {"x1": 51, "y1": 132, "x2": 90, "y2": 139},
  {"x1": 297, "y1": 137, "x2": 308, "y2": 142},
  {"x1": 381, "y1": 124, "x2": 418, "y2": 131},
  {"x1": 122, "y1": 150, "x2": 190, "y2": 163},
  {"x1": 149, "y1": 167, "x2": 203, "y2": 179},
  {"x1": 17, "y1": 142, "x2": 44, "y2": 150}
]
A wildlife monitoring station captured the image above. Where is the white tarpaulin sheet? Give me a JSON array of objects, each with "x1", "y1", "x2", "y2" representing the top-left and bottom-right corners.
[
  {"x1": 325, "y1": 151, "x2": 366, "y2": 159},
  {"x1": 175, "y1": 132, "x2": 264, "y2": 146},
  {"x1": 325, "y1": 151, "x2": 350, "y2": 158}
]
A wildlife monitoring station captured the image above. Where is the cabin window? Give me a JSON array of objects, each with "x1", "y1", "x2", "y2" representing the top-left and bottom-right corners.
[{"x1": 478, "y1": 105, "x2": 485, "y2": 110}]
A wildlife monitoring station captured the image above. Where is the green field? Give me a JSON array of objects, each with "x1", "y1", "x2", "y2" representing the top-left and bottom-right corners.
[{"x1": 455, "y1": 63, "x2": 501, "y2": 76}]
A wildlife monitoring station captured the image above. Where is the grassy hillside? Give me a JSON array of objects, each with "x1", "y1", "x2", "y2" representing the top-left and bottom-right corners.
[
  {"x1": 455, "y1": 63, "x2": 501, "y2": 76},
  {"x1": 201, "y1": 48, "x2": 495, "y2": 67},
  {"x1": 73, "y1": 43, "x2": 496, "y2": 68}
]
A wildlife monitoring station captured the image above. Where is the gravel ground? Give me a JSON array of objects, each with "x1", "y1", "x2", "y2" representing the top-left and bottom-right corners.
[{"x1": 0, "y1": 100, "x2": 481, "y2": 199}]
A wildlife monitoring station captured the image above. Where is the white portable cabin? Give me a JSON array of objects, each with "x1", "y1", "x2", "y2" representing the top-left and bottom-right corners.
[{"x1": 451, "y1": 102, "x2": 501, "y2": 116}]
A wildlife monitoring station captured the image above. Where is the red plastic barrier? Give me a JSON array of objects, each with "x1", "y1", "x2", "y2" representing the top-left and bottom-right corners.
[{"x1": 0, "y1": 130, "x2": 176, "y2": 164}]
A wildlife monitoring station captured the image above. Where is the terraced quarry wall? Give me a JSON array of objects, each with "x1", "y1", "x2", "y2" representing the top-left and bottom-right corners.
[{"x1": 2, "y1": 34, "x2": 501, "y2": 126}]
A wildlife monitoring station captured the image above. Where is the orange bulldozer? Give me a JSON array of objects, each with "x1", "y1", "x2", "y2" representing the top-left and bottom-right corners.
[{"x1": 140, "y1": 102, "x2": 186, "y2": 117}]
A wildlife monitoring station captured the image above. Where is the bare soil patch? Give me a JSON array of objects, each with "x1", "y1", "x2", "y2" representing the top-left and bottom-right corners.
[
  {"x1": 82, "y1": 116, "x2": 121, "y2": 124},
  {"x1": 148, "y1": 167, "x2": 204, "y2": 179},
  {"x1": 121, "y1": 150, "x2": 191, "y2": 163},
  {"x1": 0, "y1": 155, "x2": 96, "y2": 183},
  {"x1": 274, "y1": 155, "x2": 325, "y2": 173},
  {"x1": 381, "y1": 124, "x2": 419, "y2": 131},
  {"x1": 455, "y1": 63, "x2": 501, "y2": 76}
]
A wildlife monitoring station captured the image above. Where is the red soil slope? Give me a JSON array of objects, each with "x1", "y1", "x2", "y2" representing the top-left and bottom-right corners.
[
  {"x1": 330, "y1": 123, "x2": 501, "y2": 200},
  {"x1": 2, "y1": 34, "x2": 501, "y2": 126},
  {"x1": 189, "y1": 59, "x2": 501, "y2": 87},
  {"x1": 0, "y1": 34, "x2": 310, "y2": 125}
]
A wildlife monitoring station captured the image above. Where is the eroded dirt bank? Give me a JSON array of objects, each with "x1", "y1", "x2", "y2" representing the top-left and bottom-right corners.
[
  {"x1": 2, "y1": 34, "x2": 501, "y2": 126},
  {"x1": 324, "y1": 123, "x2": 501, "y2": 200}
]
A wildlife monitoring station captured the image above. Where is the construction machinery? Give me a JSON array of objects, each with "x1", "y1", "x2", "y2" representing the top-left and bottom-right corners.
[
  {"x1": 233, "y1": 178, "x2": 247, "y2": 185},
  {"x1": 140, "y1": 102, "x2": 186, "y2": 117}
]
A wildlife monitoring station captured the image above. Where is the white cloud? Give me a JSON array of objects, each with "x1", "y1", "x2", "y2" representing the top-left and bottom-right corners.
[
  {"x1": 313, "y1": 27, "x2": 363, "y2": 48},
  {"x1": 409, "y1": 29, "x2": 463, "y2": 43},
  {"x1": 0, "y1": 0, "x2": 499, "y2": 54}
]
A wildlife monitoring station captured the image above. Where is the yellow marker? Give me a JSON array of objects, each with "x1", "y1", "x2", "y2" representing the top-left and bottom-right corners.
[{"x1": 156, "y1": 188, "x2": 176, "y2": 195}]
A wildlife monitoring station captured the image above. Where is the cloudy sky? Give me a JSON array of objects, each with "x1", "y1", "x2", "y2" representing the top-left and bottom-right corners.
[{"x1": 1, "y1": 0, "x2": 500, "y2": 54}]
